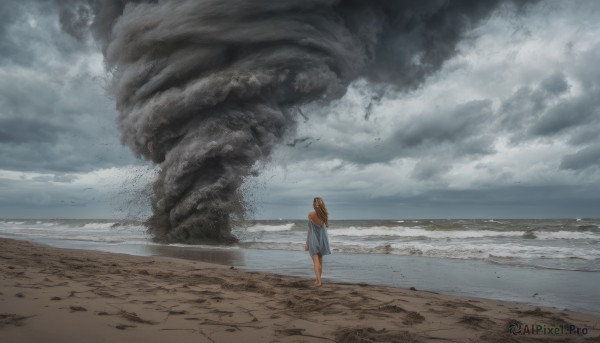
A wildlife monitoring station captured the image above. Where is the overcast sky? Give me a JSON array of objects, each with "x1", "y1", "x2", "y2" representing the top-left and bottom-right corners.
[{"x1": 1, "y1": 1, "x2": 599, "y2": 220}]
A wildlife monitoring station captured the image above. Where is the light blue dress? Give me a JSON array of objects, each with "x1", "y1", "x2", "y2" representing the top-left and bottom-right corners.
[{"x1": 306, "y1": 220, "x2": 331, "y2": 256}]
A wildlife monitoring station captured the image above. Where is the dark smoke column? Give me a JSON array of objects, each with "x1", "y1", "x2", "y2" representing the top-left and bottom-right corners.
[{"x1": 82, "y1": 0, "x2": 534, "y2": 243}]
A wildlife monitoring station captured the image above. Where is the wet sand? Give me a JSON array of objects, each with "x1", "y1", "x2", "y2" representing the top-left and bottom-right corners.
[{"x1": 1, "y1": 238, "x2": 598, "y2": 342}]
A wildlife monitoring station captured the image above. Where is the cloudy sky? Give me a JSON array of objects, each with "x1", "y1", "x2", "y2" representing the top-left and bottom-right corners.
[{"x1": 1, "y1": 1, "x2": 599, "y2": 220}]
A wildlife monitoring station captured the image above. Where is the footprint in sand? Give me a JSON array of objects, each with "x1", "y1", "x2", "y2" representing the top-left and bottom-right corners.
[
  {"x1": 458, "y1": 315, "x2": 495, "y2": 329},
  {"x1": 335, "y1": 327, "x2": 416, "y2": 342},
  {"x1": 379, "y1": 304, "x2": 406, "y2": 313},
  {"x1": 69, "y1": 306, "x2": 87, "y2": 312},
  {"x1": 0, "y1": 314, "x2": 34, "y2": 328},
  {"x1": 403, "y1": 311, "x2": 425, "y2": 325}
]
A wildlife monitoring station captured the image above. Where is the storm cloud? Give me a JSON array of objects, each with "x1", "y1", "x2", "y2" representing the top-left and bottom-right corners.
[
  {"x1": 240, "y1": 1, "x2": 600, "y2": 220},
  {"x1": 55, "y1": 0, "x2": 539, "y2": 243},
  {"x1": 2, "y1": 0, "x2": 599, "y2": 223},
  {"x1": 0, "y1": 1, "x2": 136, "y2": 174}
]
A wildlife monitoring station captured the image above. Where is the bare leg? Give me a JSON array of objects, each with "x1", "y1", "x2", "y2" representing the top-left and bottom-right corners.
[
  {"x1": 311, "y1": 254, "x2": 322, "y2": 286},
  {"x1": 318, "y1": 253, "x2": 323, "y2": 278}
]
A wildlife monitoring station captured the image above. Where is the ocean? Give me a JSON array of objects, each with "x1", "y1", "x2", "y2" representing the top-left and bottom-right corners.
[{"x1": 1, "y1": 218, "x2": 599, "y2": 314}]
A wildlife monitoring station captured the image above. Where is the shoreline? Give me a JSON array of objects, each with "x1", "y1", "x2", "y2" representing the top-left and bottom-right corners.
[
  {"x1": 10, "y1": 235, "x2": 600, "y2": 316},
  {"x1": 1, "y1": 237, "x2": 598, "y2": 342}
]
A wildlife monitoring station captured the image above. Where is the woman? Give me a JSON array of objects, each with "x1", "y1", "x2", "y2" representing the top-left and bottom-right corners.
[{"x1": 305, "y1": 197, "x2": 331, "y2": 286}]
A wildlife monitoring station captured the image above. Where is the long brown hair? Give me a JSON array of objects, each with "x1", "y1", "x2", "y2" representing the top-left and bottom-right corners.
[{"x1": 313, "y1": 197, "x2": 329, "y2": 227}]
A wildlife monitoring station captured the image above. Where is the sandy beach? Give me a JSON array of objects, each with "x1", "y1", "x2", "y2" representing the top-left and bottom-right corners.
[{"x1": 0, "y1": 238, "x2": 598, "y2": 342}]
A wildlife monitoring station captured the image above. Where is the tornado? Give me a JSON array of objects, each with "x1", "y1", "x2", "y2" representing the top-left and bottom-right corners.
[{"x1": 61, "y1": 0, "x2": 535, "y2": 243}]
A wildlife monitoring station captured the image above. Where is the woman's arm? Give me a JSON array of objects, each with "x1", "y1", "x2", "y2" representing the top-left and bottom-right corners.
[{"x1": 305, "y1": 214, "x2": 310, "y2": 251}]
